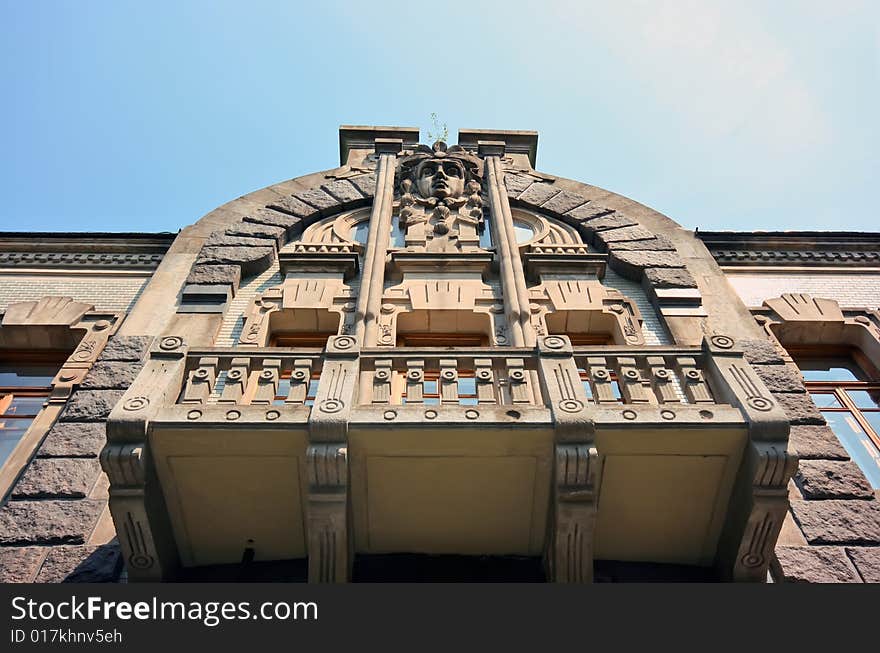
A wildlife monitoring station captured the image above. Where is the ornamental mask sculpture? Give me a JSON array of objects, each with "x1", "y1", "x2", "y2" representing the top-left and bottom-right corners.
[{"x1": 397, "y1": 141, "x2": 485, "y2": 252}]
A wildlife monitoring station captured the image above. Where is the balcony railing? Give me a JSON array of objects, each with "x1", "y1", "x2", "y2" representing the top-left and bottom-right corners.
[{"x1": 173, "y1": 345, "x2": 721, "y2": 411}]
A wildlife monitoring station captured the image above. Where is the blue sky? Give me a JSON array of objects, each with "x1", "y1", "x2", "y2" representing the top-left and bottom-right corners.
[{"x1": 1, "y1": 0, "x2": 878, "y2": 233}]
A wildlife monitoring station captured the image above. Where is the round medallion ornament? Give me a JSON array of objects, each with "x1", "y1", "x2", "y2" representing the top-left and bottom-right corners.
[
  {"x1": 93, "y1": 320, "x2": 112, "y2": 331},
  {"x1": 476, "y1": 369, "x2": 493, "y2": 381},
  {"x1": 123, "y1": 397, "x2": 149, "y2": 411},
  {"x1": 319, "y1": 398, "x2": 344, "y2": 413},
  {"x1": 292, "y1": 370, "x2": 307, "y2": 381},
  {"x1": 407, "y1": 370, "x2": 423, "y2": 382},
  {"x1": 194, "y1": 369, "x2": 209, "y2": 379},
  {"x1": 333, "y1": 336, "x2": 356, "y2": 350},
  {"x1": 543, "y1": 336, "x2": 566, "y2": 350},
  {"x1": 186, "y1": 410, "x2": 202, "y2": 421},
  {"x1": 129, "y1": 554, "x2": 154, "y2": 570},
  {"x1": 592, "y1": 369, "x2": 610, "y2": 381},
  {"x1": 509, "y1": 370, "x2": 525, "y2": 382},
  {"x1": 559, "y1": 399, "x2": 584, "y2": 413},
  {"x1": 465, "y1": 409, "x2": 480, "y2": 420},
  {"x1": 425, "y1": 410, "x2": 438, "y2": 420},
  {"x1": 622, "y1": 410, "x2": 637, "y2": 421},
  {"x1": 654, "y1": 369, "x2": 670, "y2": 380},
  {"x1": 260, "y1": 369, "x2": 274, "y2": 380},
  {"x1": 741, "y1": 553, "x2": 764, "y2": 568},
  {"x1": 710, "y1": 335, "x2": 735, "y2": 350},
  {"x1": 685, "y1": 369, "x2": 702, "y2": 381},
  {"x1": 375, "y1": 369, "x2": 390, "y2": 381},
  {"x1": 383, "y1": 410, "x2": 397, "y2": 421},
  {"x1": 59, "y1": 372, "x2": 78, "y2": 382},
  {"x1": 660, "y1": 409, "x2": 676, "y2": 421},
  {"x1": 747, "y1": 397, "x2": 774, "y2": 412},
  {"x1": 159, "y1": 336, "x2": 184, "y2": 351},
  {"x1": 623, "y1": 369, "x2": 640, "y2": 380},
  {"x1": 227, "y1": 370, "x2": 242, "y2": 381},
  {"x1": 265, "y1": 410, "x2": 280, "y2": 421},
  {"x1": 441, "y1": 370, "x2": 457, "y2": 381},
  {"x1": 226, "y1": 410, "x2": 240, "y2": 421}
]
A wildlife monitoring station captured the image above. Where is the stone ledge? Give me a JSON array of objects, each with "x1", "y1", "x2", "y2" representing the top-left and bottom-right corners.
[
  {"x1": 539, "y1": 190, "x2": 588, "y2": 216},
  {"x1": 845, "y1": 547, "x2": 880, "y2": 583},
  {"x1": 774, "y1": 546, "x2": 861, "y2": 583},
  {"x1": 643, "y1": 268, "x2": 697, "y2": 289},
  {"x1": 12, "y1": 458, "x2": 102, "y2": 499},
  {"x1": 740, "y1": 339, "x2": 786, "y2": 366},
  {"x1": 609, "y1": 250, "x2": 685, "y2": 281},
  {"x1": 789, "y1": 425, "x2": 850, "y2": 460},
  {"x1": 0, "y1": 547, "x2": 47, "y2": 583},
  {"x1": 37, "y1": 422, "x2": 105, "y2": 458},
  {"x1": 321, "y1": 179, "x2": 364, "y2": 207},
  {"x1": 796, "y1": 460, "x2": 874, "y2": 499},
  {"x1": 97, "y1": 336, "x2": 151, "y2": 363},
  {"x1": 752, "y1": 363, "x2": 807, "y2": 394},
  {"x1": 347, "y1": 173, "x2": 377, "y2": 198},
  {"x1": 517, "y1": 182, "x2": 559, "y2": 206},
  {"x1": 80, "y1": 361, "x2": 143, "y2": 390},
  {"x1": 34, "y1": 542, "x2": 122, "y2": 583},
  {"x1": 791, "y1": 499, "x2": 880, "y2": 545},
  {"x1": 293, "y1": 188, "x2": 340, "y2": 215},
  {"x1": 195, "y1": 245, "x2": 275, "y2": 279},
  {"x1": 773, "y1": 392, "x2": 825, "y2": 425},
  {"x1": 224, "y1": 222, "x2": 286, "y2": 248},
  {"x1": 185, "y1": 263, "x2": 241, "y2": 289},
  {"x1": 0, "y1": 499, "x2": 104, "y2": 546},
  {"x1": 59, "y1": 390, "x2": 125, "y2": 422}
]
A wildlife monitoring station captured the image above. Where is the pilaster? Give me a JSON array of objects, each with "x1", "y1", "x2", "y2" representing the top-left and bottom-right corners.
[
  {"x1": 536, "y1": 335, "x2": 601, "y2": 582},
  {"x1": 306, "y1": 335, "x2": 359, "y2": 582},
  {"x1": 703, "y1": 334, "x2": 797, "y2": 582}
]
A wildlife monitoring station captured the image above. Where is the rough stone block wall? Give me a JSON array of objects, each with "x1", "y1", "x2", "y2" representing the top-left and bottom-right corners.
[
  {"x1": 0, "y1": 335, "x2": 150, "y2": 582},
  {"x1": 727, "y1": 273, "x2": 880, "y2": 309},
  {"x1": 0, "y1": 274, "x2": 150, "y2": 312},
  {"x1": 742, "y1": 339, "x2": 880, "y2": 583}
]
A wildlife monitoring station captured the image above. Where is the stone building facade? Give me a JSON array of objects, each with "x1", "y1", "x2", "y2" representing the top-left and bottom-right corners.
[{"x1": 0, "y1": 126, "x2": 878, "y2": 583}]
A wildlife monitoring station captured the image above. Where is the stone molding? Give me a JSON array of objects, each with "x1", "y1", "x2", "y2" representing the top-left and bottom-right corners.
[{"x1": 0, "y1": 251, "x2": 165, "y2": 269}]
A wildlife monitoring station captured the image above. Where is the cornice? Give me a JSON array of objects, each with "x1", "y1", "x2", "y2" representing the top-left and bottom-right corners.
[
  {"x1": 696, "y1": 231, "x2": 880, "y2": 267},
  {"x1": 0, "y1": 233, "x2": 173, "y2": 270}
]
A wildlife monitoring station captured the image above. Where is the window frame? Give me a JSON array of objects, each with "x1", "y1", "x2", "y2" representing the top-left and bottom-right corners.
[{"x1": 791, "y1": 345, "x2": 880, "y2": 472}]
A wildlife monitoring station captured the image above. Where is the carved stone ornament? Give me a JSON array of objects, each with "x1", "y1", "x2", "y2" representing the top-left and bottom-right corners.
[{"x1": 397, "y1": 142, "x2": 485, "y2": 253}]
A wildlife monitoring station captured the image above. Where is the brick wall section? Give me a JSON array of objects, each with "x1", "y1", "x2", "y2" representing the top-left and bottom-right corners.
[
  {"x1": 0, "y1": 274, "x2": 150, "y2": 313},
  {"x1": 0, "y1": 335, "x2": 150, "y2": 583},
  {"x1": 727, "y1": 273, "x2": 880, "y2": 310},
  {"x1": 742, "y1": 338, "x2": 880, "y2": 582}
]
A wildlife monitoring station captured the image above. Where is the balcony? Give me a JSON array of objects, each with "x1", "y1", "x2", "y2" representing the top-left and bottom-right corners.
[{"x1": 104, "y1": 334, "x2": 793, "y2": 582}]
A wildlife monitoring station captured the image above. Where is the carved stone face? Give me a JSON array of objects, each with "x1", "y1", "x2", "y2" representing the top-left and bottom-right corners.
[{"x1": 416, "y1": 159, "x2": 466, "y2": 200}]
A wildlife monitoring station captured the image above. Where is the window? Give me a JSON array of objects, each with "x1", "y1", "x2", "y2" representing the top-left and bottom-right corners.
[
  {"x1": 793, "y1": 347, "x2": 880, "y2": 489},
  {"x1": 0, "y1": 353, "x2": 65, "y2": 469}
]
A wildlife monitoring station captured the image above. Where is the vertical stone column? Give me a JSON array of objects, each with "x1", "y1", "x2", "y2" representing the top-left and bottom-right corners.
[
  {"x1": 703, "y1": 334, "x2": 798, "y2": 582},
  {"x1": 102, "y1": 336, "x2": 189, "y2": 581},
  {"x1": 356, "y1": 139, "x2": 401, "y2": 347},
  {"x1": 536, "y1": 335, "x2": 600, "y2": 582},
  {"x1": 306, "y1": 335, "x2": 359, "y2": 582},
  {"x1": 484, "y1": 151, "x2": 534, "y2": 346}
]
